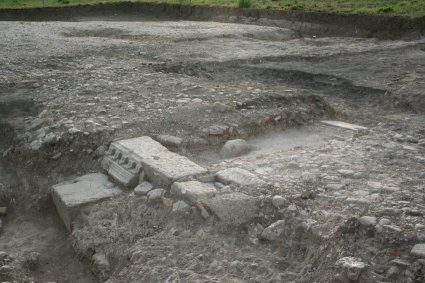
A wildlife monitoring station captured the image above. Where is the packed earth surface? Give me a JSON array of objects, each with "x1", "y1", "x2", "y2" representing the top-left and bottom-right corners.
[{"x1": 0, "y1": 13, "x2": 425, "y2": 283}]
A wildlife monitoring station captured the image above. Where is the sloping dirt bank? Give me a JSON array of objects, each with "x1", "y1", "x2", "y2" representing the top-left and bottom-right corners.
[{"x1": 0, "y1": 2, "x2": 424, "y2": 39}]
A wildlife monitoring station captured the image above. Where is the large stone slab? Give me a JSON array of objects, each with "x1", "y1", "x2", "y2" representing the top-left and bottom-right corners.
[
  {"x1": 216, "y1": 167, "x2": 266, "y2": 187},
  {"x1": 102, "y1": 136, "x2": 207, "y2": 187},
  {"x1": 205, "y1": 192, "x2": 259, "y2": 225},
  {"x1": 171, "y1": 181, "x2": 217, "y2": 204},
  {"x1": 52, "y1": 173, "x2": 121, "y2": 231}
]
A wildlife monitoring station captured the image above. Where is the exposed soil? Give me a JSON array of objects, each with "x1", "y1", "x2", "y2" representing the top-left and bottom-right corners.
[{"x1": 0, "y1": 13, "x2": 424, "y2": 283}]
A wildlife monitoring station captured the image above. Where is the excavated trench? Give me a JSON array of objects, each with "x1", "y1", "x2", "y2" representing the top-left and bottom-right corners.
[{"x1": 0, "y1": 9, "x2": 425, "y2": 283}]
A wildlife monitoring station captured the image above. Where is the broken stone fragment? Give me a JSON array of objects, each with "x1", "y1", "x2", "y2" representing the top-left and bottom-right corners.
[
  {"x1": 411, "y1": 244, "x2": 425, "y2": 258},
  {"x1": 260, "y1": 220, "x2": 286, "y2": 241},
  {"x1": 321, "y1": 120, "x2": 368, "y2": 131},
  {"x1": 171, "y1": 181, "x2": 217, "y2": 204},
  {"x1": 172, "y1": 201, "x2": 190, "y2": 213},
  {"x1": 134, "y1": 182, "x2": 154, "y2": 196},
  {"x1": 335, "y1": 257, "x2": 367, "y2": 281},
  {"x1": 220, "y1": 139, "x2": 253, "y2": 158},
  {"x1": 147, "y1": 188, "x2": 166, "y2": 202},
  {"x1": 0, "y1": 207, "x2": 7, "y2": 216},
  {"x1": 205, "y1": 192, "x2": 259, "y2": 226},
  {"x1": 272, "y1": 196, "x2": 289, "y2": 209},
  {"x1": 216, "y1": 167, "x2": 266, "y2": 187},
  {"x1": 156, "y1": 135, "x2": 183, "y2": 148},
  {"x1": 52, "y1": 173, "x2": 122, "y2": 231},
  {"x1": 358, "y1": 216, "x2": 377, "y2": 227},
  {"x1": 92, "y1": 253, "x2": 111, "y2": 279}
]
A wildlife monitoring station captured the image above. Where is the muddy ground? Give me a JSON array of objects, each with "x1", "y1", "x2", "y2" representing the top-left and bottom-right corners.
[{"x1": 0, "y1": 16, "x2": 424, "y2": 283}]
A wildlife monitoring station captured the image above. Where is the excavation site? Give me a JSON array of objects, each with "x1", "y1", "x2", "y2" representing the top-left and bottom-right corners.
[{"x1": 0, "y1": 3, "x2": 425, "y2": 282}]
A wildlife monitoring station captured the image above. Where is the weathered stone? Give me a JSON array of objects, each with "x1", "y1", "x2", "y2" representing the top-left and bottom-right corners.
[
  {"x1": 134, "y1": 182, "x2": 153, "y2": 196},
  {"x1": 272, "y1": 196, "x2": 289, "y2": 209},
  {"x1": 205, "y1": 192, "x2": 259, "y2": 225},
  {"x1": 335, "y1": 257, "x2": 367, "y2": 281},
  {"x1": 23, "y1": 251, "x2": 40, "y2": 270},
  {"x1": 216, "y1": 168, "x2": 266, "y2": 187},
  {"x1": 172, "y1": 201, "x2": 190, "y2": 213},
  {"x1": 358, "y1": 216, "x2": 377, "y2": 226},
  {"x1": 321, "y1": 120, "x2": 368, "y2": 131},
  {"x1": 52, "y1": 173, "x2": 122, "y2": 231},
  {"x1": 411, "y1": 244, "x2": 425, "y2": 258},
  {"x1": 147, "y1": 188, "x2": 166, "y2": 202},
  {"x1": 0, "y1": 207, "x2": 7, "y2": 216},
  {"x1": 92, "y1": 253, "x2": 110, "y2": 278},
  {"x1": 171, "y1": 181, "x2": 217, "y2": 204},
  {"x1": 260, "y1": 220, "x2": 286, "y2": 241},
  {"x1": 156, "y1": 135, "x2": 183, "y2": 148},
  {"x1": 102, "y1": 136, "x2": 207, "y2": 188},
  {"x1": 220, "y1": 139, "x2": 252, "y2": 158}
]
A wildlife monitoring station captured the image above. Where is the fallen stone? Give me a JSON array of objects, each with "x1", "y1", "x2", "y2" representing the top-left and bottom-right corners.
[
  {"x1": 102, "y1": 136, "x2": 207, "y2": 187},
  {"x1": 358, "y1": 216, "x2": 377, "y2": 227},
  {"x1": 220, "y1": 139, "x2": 253, "y2": 158},
  {"x1": 156, "y1": 135, "x2": 183, "y2": 148},
  {"x1": 0, "y1": 251, "x2": 8, "y2": 260},
  {"x1": 92, "y1": 253, "x2": 110, "y2": 278},
  {"x1": 260, "y1": 220, "x2": 286, "y2": 241},
  {"x1": 321, "y1": 120, "x2": 368, "y2": 131},
  {"x1": 272, "y1": 196, "x2": 289, "y2": 209},
  {"x1": 411, "y1": 244, "x2": 425, "y2": 258},
  {"x1": 171, "y1": 181, "x2": 217, "y2": 204},
  {"x1": 147, "y1": 188, "x2": 166, "y2": 202},
  {"x1": 134, "y1": 182, "x2": 154, "y2": 196},
  {"x1": 0, "y1": 207, "x2": 7, "y2": 216},
  {"x1": 205, "y1": 192, "x2": 259, "y2": 225},
  {"x1": 216, "y1": 168, "x2": 266, "y2": 187},
  {"x1": 335, "y1": 257, "x2": 367, "y2": 281},
  {"x1": 52, "y1": 173, "x2": 122, "y2": 231},
  {"x1": 22, "y1": 251, "x2": 40, "y2": 270},
  {"x1": 172, "y1": 201, "x2": 190, "y2": 213}
]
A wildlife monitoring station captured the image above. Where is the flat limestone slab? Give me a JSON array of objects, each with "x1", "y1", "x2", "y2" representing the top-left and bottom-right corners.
[
  {"x1": 52, "y1": 173, "x2": 121, "y2": 231},
  {"x1": 104, "y1": 136, "x2": 207, "y2": 187},
  {"x1": 216, "y1": 168, "x2": 266, "y2": 187},
  {"x1": 171, "y1": 181, "x2": 217, "y2": 204},
  {"x1": 321, "y1": 120, "x2": 368, "y2": 131}
]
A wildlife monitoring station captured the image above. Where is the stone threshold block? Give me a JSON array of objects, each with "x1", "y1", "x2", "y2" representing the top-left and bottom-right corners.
[
  {"x1": 102, "y1": 136, "x2": 207, "y2": 188},
  {"x1": 52, "y1": 173, "x2": 122, "y2": 231}
]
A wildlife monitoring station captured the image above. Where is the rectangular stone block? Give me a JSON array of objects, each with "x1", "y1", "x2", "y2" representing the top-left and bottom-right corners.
[
  {"x1": 321, "y1": 120, "x2": 368, "y2": 131},
  {"x1": 216, "y1": 167, "x2": 266, "y2": 187},
  {"x1": 171, "y1": 181, "x2": 217, "y2": 204},
  {"x1": 103, "y1": 136, "x2": 207, "y2": 188},
  {"x1": 52, "y1": 173, "x2": 121, "y2": 231}
]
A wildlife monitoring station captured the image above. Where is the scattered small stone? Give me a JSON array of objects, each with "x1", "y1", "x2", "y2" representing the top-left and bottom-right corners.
[
  {"x1": 156, "y1": 135, "x2": 183, "y2": 148},
  {"x1": 29, "y1": 140, "x2": 43, "y2": 151},
  {"x1": 147, "y1": 189, "x2": 166, "y2": 202},
  {"x1": 220, "y1": 139, "x2": 253, "y2": 158},
  {"x1": 386, "y1": 265, "x2": 400, "y2": 279},
  {"x1": 358, "y1": 216, "x2": 377, "y2": 227},
  {"x1": 172, "y1": 201, "x2": 190, "y2": 213},
  {"x1": 260, "y1": 220, "x2": 286, "y2": 241},
  {"x1": 411, "y1": 244, "x2": 425, "y2": 258},
  {"x1": 337, "y1": 169, "x2": 355, "y2": 177},
  {"x1": 0, "y1": 251, "x2": 8, "y2": 260},
  {"x1": 22, "y1": 251, "x2": 40, "y2": 270},
  {"x1": 0, "y1": 207, "x2": 7, "y2": 216},
  {"x1": 51, "y1": 152, "x2": 62, "y2": 160},
  {"x1": 272, "y1": 196, "x2": 289, "y2": 209},
  {"x1": 92, "y1": 253, "x2": 110, "y2": 278},
  {"x1": 134, "y1": 182, "x2": 154, "y2": 196},
  {"x1": 335, "y1": 257, "x2": 367, "y2": 281}
]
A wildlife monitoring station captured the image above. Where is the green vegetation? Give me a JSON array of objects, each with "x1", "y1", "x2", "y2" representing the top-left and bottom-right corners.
[
  {"x1": 238, "y1": 0, "x2": 252, "y2": 8},
  {"x1": 0, "y1": 0, "x2": 424, "y2": 16}
]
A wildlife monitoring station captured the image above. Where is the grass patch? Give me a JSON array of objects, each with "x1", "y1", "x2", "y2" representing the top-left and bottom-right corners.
[{"x1": 0, "y1": 0, "x2": 424, "y2": 16}]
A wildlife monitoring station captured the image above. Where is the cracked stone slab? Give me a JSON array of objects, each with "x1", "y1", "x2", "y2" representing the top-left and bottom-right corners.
[
  {"x1": 205, "y1": 192, "x2": 259, "y2": 226},
  {"x1": 171, "y1": 181, "x2": 217, "y2": 204},
  {"x1": 216, "y1": 167, "x2": 266, "y2": 187},
  {"x1": 103, "y1": 136, "x2": 207, "y2": 187},
  {"x1": 52, "y1": 173, "x2": 121, "y2": 231}
]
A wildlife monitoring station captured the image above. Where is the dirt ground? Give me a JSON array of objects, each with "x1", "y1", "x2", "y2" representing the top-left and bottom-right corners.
[{"x1": 0, "y1": 17, "x2": 424, "y2": 282}]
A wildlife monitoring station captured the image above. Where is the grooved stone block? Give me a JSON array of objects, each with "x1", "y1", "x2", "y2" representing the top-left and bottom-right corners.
[
  {"x1": 103, "y1": 136, "x2": 207, "y2": 188},
  {"x1": 52, "y1": 173, "x2": 121, "y2": 231},
  {"x1": 171, "y1": 181, "x2": 217, "y2": 204}
]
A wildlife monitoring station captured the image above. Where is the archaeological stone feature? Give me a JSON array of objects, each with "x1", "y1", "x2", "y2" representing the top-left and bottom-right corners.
[
  {"x1": 170, "y1": 181, "x2": 217, "y2": 204},
  {"x1": 321, "y1": 120, "x2": 368, "y2": 132},
  {"x1": 216, "y1": 167, "x2": 266, "y2": 187},
  {"x1": 220, "y1": 139, "x2": 253, "y2": 158},
  {"x1": 102, "y1": 136, "x2": 207, "y2": 188},
  {"x1": 51, "y1": 173, "x2": 122, "y2": 231},
  {"x1": 205, "y1": 192, "x2": 259, "y2": 226}
]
